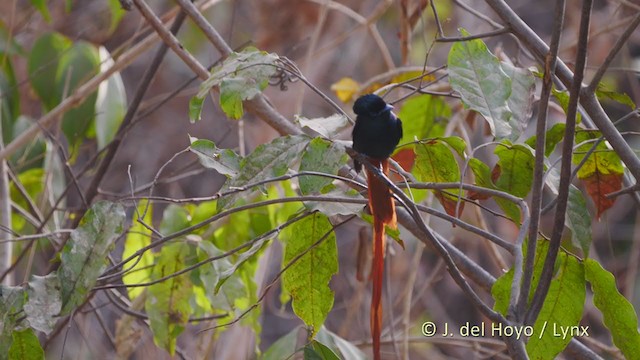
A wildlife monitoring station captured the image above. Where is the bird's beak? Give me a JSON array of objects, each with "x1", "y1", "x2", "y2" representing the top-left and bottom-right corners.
[{"x1": 384, "y1": 104, "x2": 394, "y2": 111}]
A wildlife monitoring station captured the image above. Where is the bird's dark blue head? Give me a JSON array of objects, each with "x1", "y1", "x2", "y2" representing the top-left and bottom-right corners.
[{"x1": 353, "y1": 94, "x2": 393, "y2": 117}]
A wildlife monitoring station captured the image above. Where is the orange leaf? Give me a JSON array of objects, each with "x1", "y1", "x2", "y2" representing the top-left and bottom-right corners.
[
  {"x1": 582, "y1": 172, "x2": 622, "y2": 219},
  {"x1": 435, "y1": 190, "x2": 465, "y2": 218},
  {"x1": 390, "y1": 148, "x2": 415, "y2": 181}
]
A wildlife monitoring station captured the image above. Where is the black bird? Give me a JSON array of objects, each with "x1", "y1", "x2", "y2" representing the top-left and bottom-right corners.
[
  {"x1": 352, "y1": 94, "x2": 403, "y2": 172},
  {"x1": 350, "y1": 93, "x2": 402, "y2": 360}
]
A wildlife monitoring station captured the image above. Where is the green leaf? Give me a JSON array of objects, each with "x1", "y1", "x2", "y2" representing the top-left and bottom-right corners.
[
  {"x1": 585, "y1": 259, "x2": 640, "y2": 359},
  {"x1": 29, "y1": 0, "x2": 51, "y2": 22},
  {"x1": 565, "y1": 185, "x2": 592, "y2": 257},
  {"x1": 188, "y1": 95, "x2": 206, "y2": 123},
  {"x1": 159, "y1": 204, "x2": 191, "y2": 234},
  {"x1": 122, "y1": 200, "x2": 154, "y2": 299},
  {"x1": 299, "y1": 138, "x2": 348, "y2": 195},
  {"x1": 448, "y1": 29, "x2": 515, "y2": 140},
  {"x1": 0, "y1": 286, "x2": 26, "y2": 356},
  {"x1": 145, "y1": 243, "x2": 193, "y2": 355},
  {"x1": 218, "y1": 135, "x2": 310, "y2": 210},
  {"x1": 95, "y1": 46, "x2": 126, "y2": 150},
  {"x1": 492, "y1": 240, "x2": 586, "y2": 359},
  {"x1": 414, "y1": 138, "x2": 462, "y2": 212},
  {"x1": 396, "y1": 94, "x2": 450, "y2": 145},
  {"x1": 492, "y1": 239, "x2": 550, "y2": 315},
  {"x1": 0, "y1": 55, "x2": 19, "y2": 145},
  {"x1": 296, "y1": 114, "x2": 349, "y2": 139},
  {"x1": 9, "y1": 168, "x2": 44, "y2": 232},
  {"x1": 28, "y1": 32, "x2": 72, "y2": 110},
  {"x1": 573, "y1": 129, "x2": 624, "y2": 178},
  {"x1": 551, "y1": 89, "x2": 581, "y2": 124},
  {"x1": 189, "y1": 137, "x2": 240, "y2": 177},
  {"x1": 281, "y1": 212, "x2": 338, "y2": 337},
  {"x1": 526, "y1": 253, "x2": 585, "y2": 359},
  {"x1": 24, "y1": 274, "x2": 61, "y2": 335},
  {"x1": 262, "y1": 326, "x2": 302, "y2": 360},
  {"x1": 57, "y1": 41, "x2": 100, "y2": 153},
  {"x1": 304, "y1": 340, "x2": 340, "y2": 360},
  {"x1": 316, "y1": 326, "x2": 367, "y2": 360},
  {"x1": 106, "y1": 0, "x2": 127, "y2": 34},
  {"x1": 494, "y1": 142, "x2": 535, "y2": 197},
  {"x1": 414, "y1": 139, "x2": 461, "y2": 184},
  {"x1": 8, "y1": 329, "x2": 44, "y2": 360},
  {"x1": 525, "y1": 123, "x2": 566, "y2": 158},
  {"x1": 191, "y1": 47, "x2": 279, "y2": 120},
  {"x1": 493, "y1": 142, "x2": 535, "y2": 222},
  {"x1": 595, "y1": 83, "x2": 635, "y2": 109},
  {"x1": 196, "y1": 242, "x2": 244, "y2": 314},
  {"x1": 58, "y1": 201, "x2": 126, "y2": 313}
]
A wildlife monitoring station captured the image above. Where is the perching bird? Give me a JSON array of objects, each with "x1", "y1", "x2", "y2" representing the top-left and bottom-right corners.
[{"x1": 351, "y1": 94, "x2": 402, "y2": 360}]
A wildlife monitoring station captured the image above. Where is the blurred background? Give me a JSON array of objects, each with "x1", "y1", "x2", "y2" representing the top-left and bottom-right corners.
[{"x1": 2, "y1": 0, "x2": 640, "y2": 358}]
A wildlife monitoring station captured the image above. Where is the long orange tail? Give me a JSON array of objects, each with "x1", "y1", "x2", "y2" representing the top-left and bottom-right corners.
[{"x1": 365, "y1": 159, "x2": 396, "y2": 360}]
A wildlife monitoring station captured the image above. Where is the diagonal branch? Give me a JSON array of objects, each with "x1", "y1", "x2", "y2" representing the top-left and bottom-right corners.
[{"x1": 526, "y1": 0, "x2": 593, "y2": 326}]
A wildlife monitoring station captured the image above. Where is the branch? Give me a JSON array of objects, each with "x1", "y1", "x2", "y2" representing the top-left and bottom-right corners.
[
  {"x1": 518, "y1": 0, "x2": 565, "y2": 322},
  {"x1": 526, "y1": 0, "x2": 593, "y2": 326}
]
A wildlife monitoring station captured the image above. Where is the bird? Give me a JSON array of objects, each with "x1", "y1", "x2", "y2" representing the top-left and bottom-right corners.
[{"x1": 351, "y1": 94, "x2": 402, "y2": 360}]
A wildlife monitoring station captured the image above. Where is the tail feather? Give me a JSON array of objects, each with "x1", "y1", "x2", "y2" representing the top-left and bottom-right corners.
[{"x1": 365, "y1": 159, "x2": 395, "y2": 360}]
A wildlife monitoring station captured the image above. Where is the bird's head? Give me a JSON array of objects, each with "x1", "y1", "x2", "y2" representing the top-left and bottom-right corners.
[{"x1": 353, "y1": 94, "x2": 393, "y2": 117}]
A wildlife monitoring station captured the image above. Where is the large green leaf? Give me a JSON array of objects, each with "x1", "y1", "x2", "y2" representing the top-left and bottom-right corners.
[
  {"x1": 218, "y1": 135, "x2": 310, "y2": 210},
  {"x1": 58, "y1": 201, "x2": 125, "y2": 313},
  {"x1": 448, "y1": 29, "x2": 515, "y2": 140},
  {"x1": 0, "y1": 55, "x2": 19, "y2": 145},
  {"x1": 95, "y1": 46, "x2": 126, "y2": 150},
  {"x1": 526, "y1": 253, "x2": 585, "y2": 359},
  {"x1": 57, "y1": 41, "x2": 100, "y2": 152},
  {"x1": 190, "y1": 47, "x2": 279, "y2": 120},
  {"x1": 492, "y1": 240, "x2": 586, "y2": 359},
  {"x1": 396, "y1": 94, "x2": 451, "y2": 144},
  {"x1": 585, "y1": 259, "x2": 640, "y2": 359},
  {"x1": 28, "y1": 32, "x2": 72, "y2": 110},
  {"x1": 299, "y1": 137, "x2": 348, "y2": 195},
  {"x1": 122, "y1": 200, "x2": 154, "y2": 300},
  {"x1": 414, "y1": 138, "x2": 462, "y2": 216},
  {"x1": 145, "y1": 243, "x2": 193, "y2": 355},
  {"x1": 281, "y1": 212, "x2": 338, "y2": 337},
  {"x1": 493, "y1": 141, "x2": 535, "y2": 222}
]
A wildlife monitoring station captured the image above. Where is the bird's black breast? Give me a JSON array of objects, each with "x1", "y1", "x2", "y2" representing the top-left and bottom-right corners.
[{"x1": 352, "y1": 95, "x2": 403, "y2": 160}]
